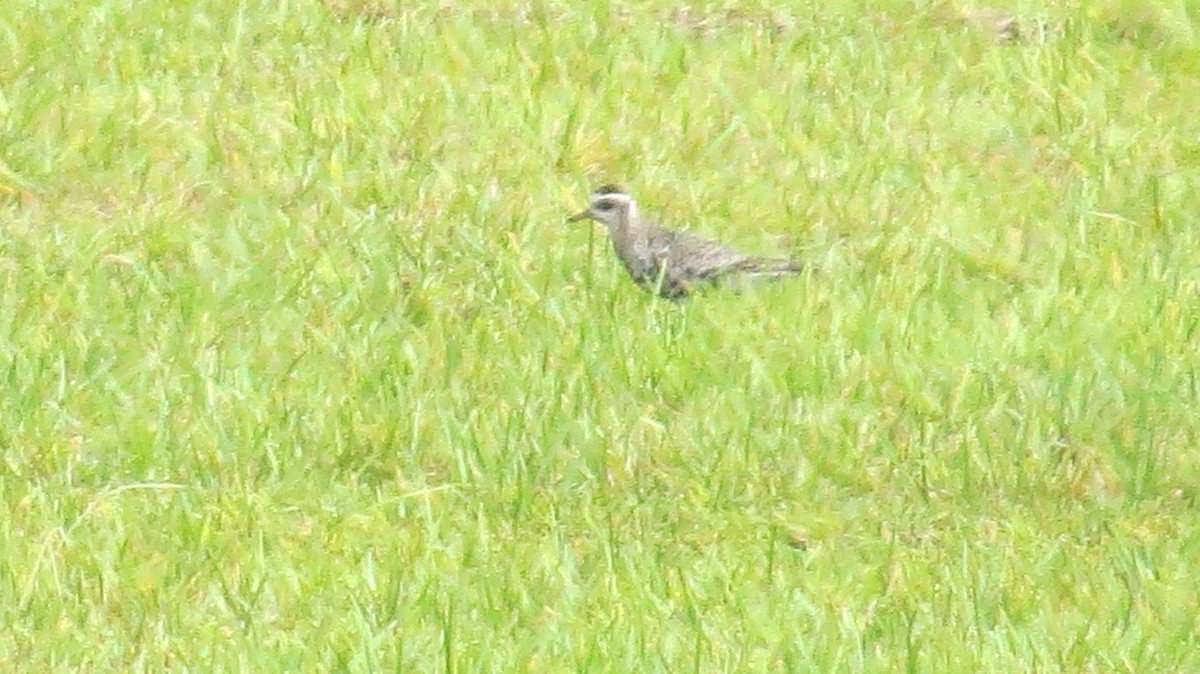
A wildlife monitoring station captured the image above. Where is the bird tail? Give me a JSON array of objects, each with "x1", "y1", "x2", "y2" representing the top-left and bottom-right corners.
[{"x1": 739, "y1": 257, "x2": 803, "y2": 277}]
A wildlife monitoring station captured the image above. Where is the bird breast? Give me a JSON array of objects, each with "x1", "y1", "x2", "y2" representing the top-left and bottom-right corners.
[{"x1": 610, "y1": 226, "x2": 661, "y2": 285}]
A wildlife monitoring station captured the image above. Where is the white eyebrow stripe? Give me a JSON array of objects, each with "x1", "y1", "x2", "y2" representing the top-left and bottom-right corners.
[{"x1": 590, "y1": 192, "x2": 633, "y2": 208}]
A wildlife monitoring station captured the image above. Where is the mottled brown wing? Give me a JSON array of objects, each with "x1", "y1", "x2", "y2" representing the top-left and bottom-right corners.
[{"x1": 648, "y1": 227, "x2": 753, "y2": 283}]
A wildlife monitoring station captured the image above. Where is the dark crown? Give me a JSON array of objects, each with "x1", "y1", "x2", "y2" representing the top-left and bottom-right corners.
[{"x1": 594, "y1": 184, "x2": 627, "y2": 196}]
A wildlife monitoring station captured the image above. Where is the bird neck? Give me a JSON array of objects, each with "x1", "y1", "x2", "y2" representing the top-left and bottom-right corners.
[{"x1": 612, "y1": 202, "x2": 640, "y2": 237}]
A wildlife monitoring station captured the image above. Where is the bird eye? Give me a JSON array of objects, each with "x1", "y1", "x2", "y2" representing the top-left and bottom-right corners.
[{"x1": 595, "y1": 201, "x2": 614, "y2": 211}]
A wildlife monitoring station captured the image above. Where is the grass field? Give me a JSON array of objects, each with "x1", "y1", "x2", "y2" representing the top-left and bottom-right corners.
[{"x1": 3, "y1": 0, "x2": 1200, "y2": 670}]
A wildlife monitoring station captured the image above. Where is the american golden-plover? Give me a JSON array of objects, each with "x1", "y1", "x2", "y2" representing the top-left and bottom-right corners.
[{"x1": 567, "y1": 185, "x2": 802, "y2": 300}]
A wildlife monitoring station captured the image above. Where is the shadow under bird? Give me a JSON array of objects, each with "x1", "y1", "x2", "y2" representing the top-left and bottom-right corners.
[{"x1": 567, "y1": 185, "x2": 802, "y2": 300}]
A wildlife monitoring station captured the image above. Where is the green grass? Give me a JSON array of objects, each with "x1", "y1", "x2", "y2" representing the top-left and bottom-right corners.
[{"x1": 3, "y1": 0, "x2": 1200, "y2": 670}]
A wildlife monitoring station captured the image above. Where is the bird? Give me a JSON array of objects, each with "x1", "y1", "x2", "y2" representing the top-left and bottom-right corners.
[{"x1": 566, "y1": 185, "x2": 802, "y2": 300}]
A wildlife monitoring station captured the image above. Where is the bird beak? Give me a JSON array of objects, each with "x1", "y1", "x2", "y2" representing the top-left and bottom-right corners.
[{"x1": 566, "y1": 209, "x2": 591, "y2": 223}]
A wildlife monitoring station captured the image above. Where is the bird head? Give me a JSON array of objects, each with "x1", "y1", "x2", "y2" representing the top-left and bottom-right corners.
[{"x1": 567, "y1": 185, "x2": 638, "y2": 231}]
